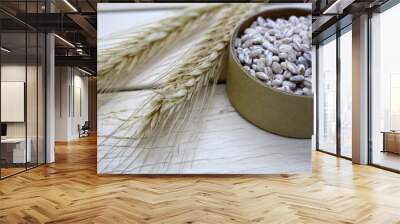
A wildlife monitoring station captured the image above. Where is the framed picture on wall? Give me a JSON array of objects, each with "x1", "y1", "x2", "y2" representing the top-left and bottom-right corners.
[{"x1": 1, "y1": 81, "x2": 25, "y2": 122}]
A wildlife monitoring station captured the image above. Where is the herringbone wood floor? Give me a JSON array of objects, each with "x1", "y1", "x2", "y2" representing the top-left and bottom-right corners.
[{"x1": 0, "y1": 135, "x2": 400, "y2": 224}]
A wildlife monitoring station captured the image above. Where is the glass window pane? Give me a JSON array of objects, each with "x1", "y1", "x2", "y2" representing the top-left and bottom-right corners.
[
  {"x1": 27, "y1": 31, "x2": 38, "y2": 169},
  {"x1": 340, "y1": 29, "x2": 352, "y2": 158},
  {"x1": 0, "y1": 1, "x2": 46, "y2": 179},
  {"x1": 38, "y1": 32, "x2": 45, "y2": 165},
  {"x1": 318, "y1": 37, "x2": 337, "y2": 154},
  {"x1": 1, "y1": 31, "x2": 27, "y2": 177},
  {"x1": 371, "y1": 3, "x2": 400, "y2": 171},
  {"x1": 27, "y1": 0, "x2": 39, "y2": 169}
]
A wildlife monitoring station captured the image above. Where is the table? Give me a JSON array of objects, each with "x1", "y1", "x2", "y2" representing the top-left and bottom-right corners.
[{"x1": 381, "y1": 131, "x2": 400, "y2": 154}]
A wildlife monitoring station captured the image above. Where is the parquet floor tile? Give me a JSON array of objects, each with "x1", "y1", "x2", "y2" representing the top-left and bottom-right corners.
[{"x1": 1, "y1": 135, "x2": 400, "y2": 223}]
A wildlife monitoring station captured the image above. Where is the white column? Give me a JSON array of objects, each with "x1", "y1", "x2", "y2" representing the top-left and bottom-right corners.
[
  {"x1": 352, "y1": 14, "x2": 369, "y2": 164},
  {"x1": 45, "y1": 0, "x2": 56, "y2": 163},
  {"x1": 46, "y1": 33, "x2": 55, "y2": 163}
]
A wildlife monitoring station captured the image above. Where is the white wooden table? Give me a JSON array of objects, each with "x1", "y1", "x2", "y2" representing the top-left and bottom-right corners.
[{"x1": 97, "y1": 3, "x2": 311, "y2": 174}]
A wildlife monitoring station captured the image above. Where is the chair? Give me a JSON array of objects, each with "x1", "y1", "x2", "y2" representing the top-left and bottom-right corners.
[{"x1": 79, "y1": 121, "x2": 90, "y2": 138}]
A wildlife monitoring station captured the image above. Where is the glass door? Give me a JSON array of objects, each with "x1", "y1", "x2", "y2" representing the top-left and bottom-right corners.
[
  {"x1": 1, "y1": 30, "x2": 28, "y2": 178},
  {"x1": 38, "y1": 32, "x2": 46, "y2": 165},
  {"x1": 0, "y1": 0, "x2": 46, "y2": 179},
  {"x1": 316, "y1": 25, "x2": 353, "y2": 159},
  {"x1": 317, "y1": 35, "x2": 337, "y2": 154},
  {"x1": 27, "y1": 30, "x2": 38, "y2": 169},
  {"x1": 370, "y1": 2, "x2": 400, "y2": 171},
  {"x1": 339, "y1": 26, "x2": 352, "y2": 158}
]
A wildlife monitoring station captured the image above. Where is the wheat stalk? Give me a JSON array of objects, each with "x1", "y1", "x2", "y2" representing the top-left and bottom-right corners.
[
  {"x1": 98, "y1": 3, "x2": 270, "y2": 173},
  {"x1": 138, "y1": 4, "x2": 259, "y2": 137},
  {"x1": 98, "y1": 3, "x2": 258, "y2": 162},
  {"x1": 97, "y1": 4, "x2": 224, "y2": 94}
]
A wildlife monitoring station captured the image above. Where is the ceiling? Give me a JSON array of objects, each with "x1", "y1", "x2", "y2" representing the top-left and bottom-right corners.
[
  {"x1": 0, "y1": 0, "x2": 97, "y2": 74},
  {"x1": 311, "y1": 0, "x2": 391, "y2": 44},
  {"x1": 1, "y1": 0, "x2": 396, "y2": 73}
]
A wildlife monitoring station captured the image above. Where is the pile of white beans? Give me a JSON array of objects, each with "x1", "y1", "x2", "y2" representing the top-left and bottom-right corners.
[{"x1": 234, "y1": 15, "x2": 312, "y2": 96}]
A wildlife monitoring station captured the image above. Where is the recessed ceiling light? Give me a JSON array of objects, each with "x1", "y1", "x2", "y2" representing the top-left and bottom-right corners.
[
  {"x1": 63, "y1": 0, "x2": 78, "y2": 12},
  {"x1": 78, "y1": 67, "x2": 93, "y2": 76},
  {"x1": 54, "y1": 34, "x2": 75, "y2": 48},
  {"x1": 1, "y1": 47, "x2": 11, "y2": 53},
  {"x1": 323, "y1": 0, "x2": 355, "y2": 15}
]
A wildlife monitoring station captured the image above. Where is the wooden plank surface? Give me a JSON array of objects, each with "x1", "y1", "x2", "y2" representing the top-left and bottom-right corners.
[
  {"x1": 1, "y1": 136, "x2": 400, "y2": 223},
  {"x1": 97, "y1": 3, "x2": 312, "y2": 174},
  {"x1": 98, "y1": 85, "x2": 311, "y2": 174}
]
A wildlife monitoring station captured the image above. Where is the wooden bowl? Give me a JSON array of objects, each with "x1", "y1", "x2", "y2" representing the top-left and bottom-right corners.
[{"x1": 226, "y1": 7, "x2": 313, "y2": 139}]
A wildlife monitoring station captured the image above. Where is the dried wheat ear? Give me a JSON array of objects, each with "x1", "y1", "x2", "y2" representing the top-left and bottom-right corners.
[
  {"x1": 98, "y1": 3, "x2": 260, "y2": 146},
  {"x1": 97, "y1": 4, "x2": 225, "y2": 94},
  {"x1": 138, "y1": 4, "x2": 260, "y2": 138}
]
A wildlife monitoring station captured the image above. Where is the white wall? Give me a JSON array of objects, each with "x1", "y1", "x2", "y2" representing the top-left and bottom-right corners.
[
  {"x1": 1, "y1": 66, "x2": 26, "y2": 138},
  {"x1": 55, "y1": 66, "x2": 69, "y2": 141},
  {"x1": 70, "y1": 73, "x2": 89, "y2": 138},
  {"x1": 55, "y1": 67, "x2": 89, "y2": 141},
  {"x1": 75, "y1": 74, "x2": 89, "y2": 123},
  {"x1": 1, "y1": 65, "x2": 37, "y2": 138}
]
